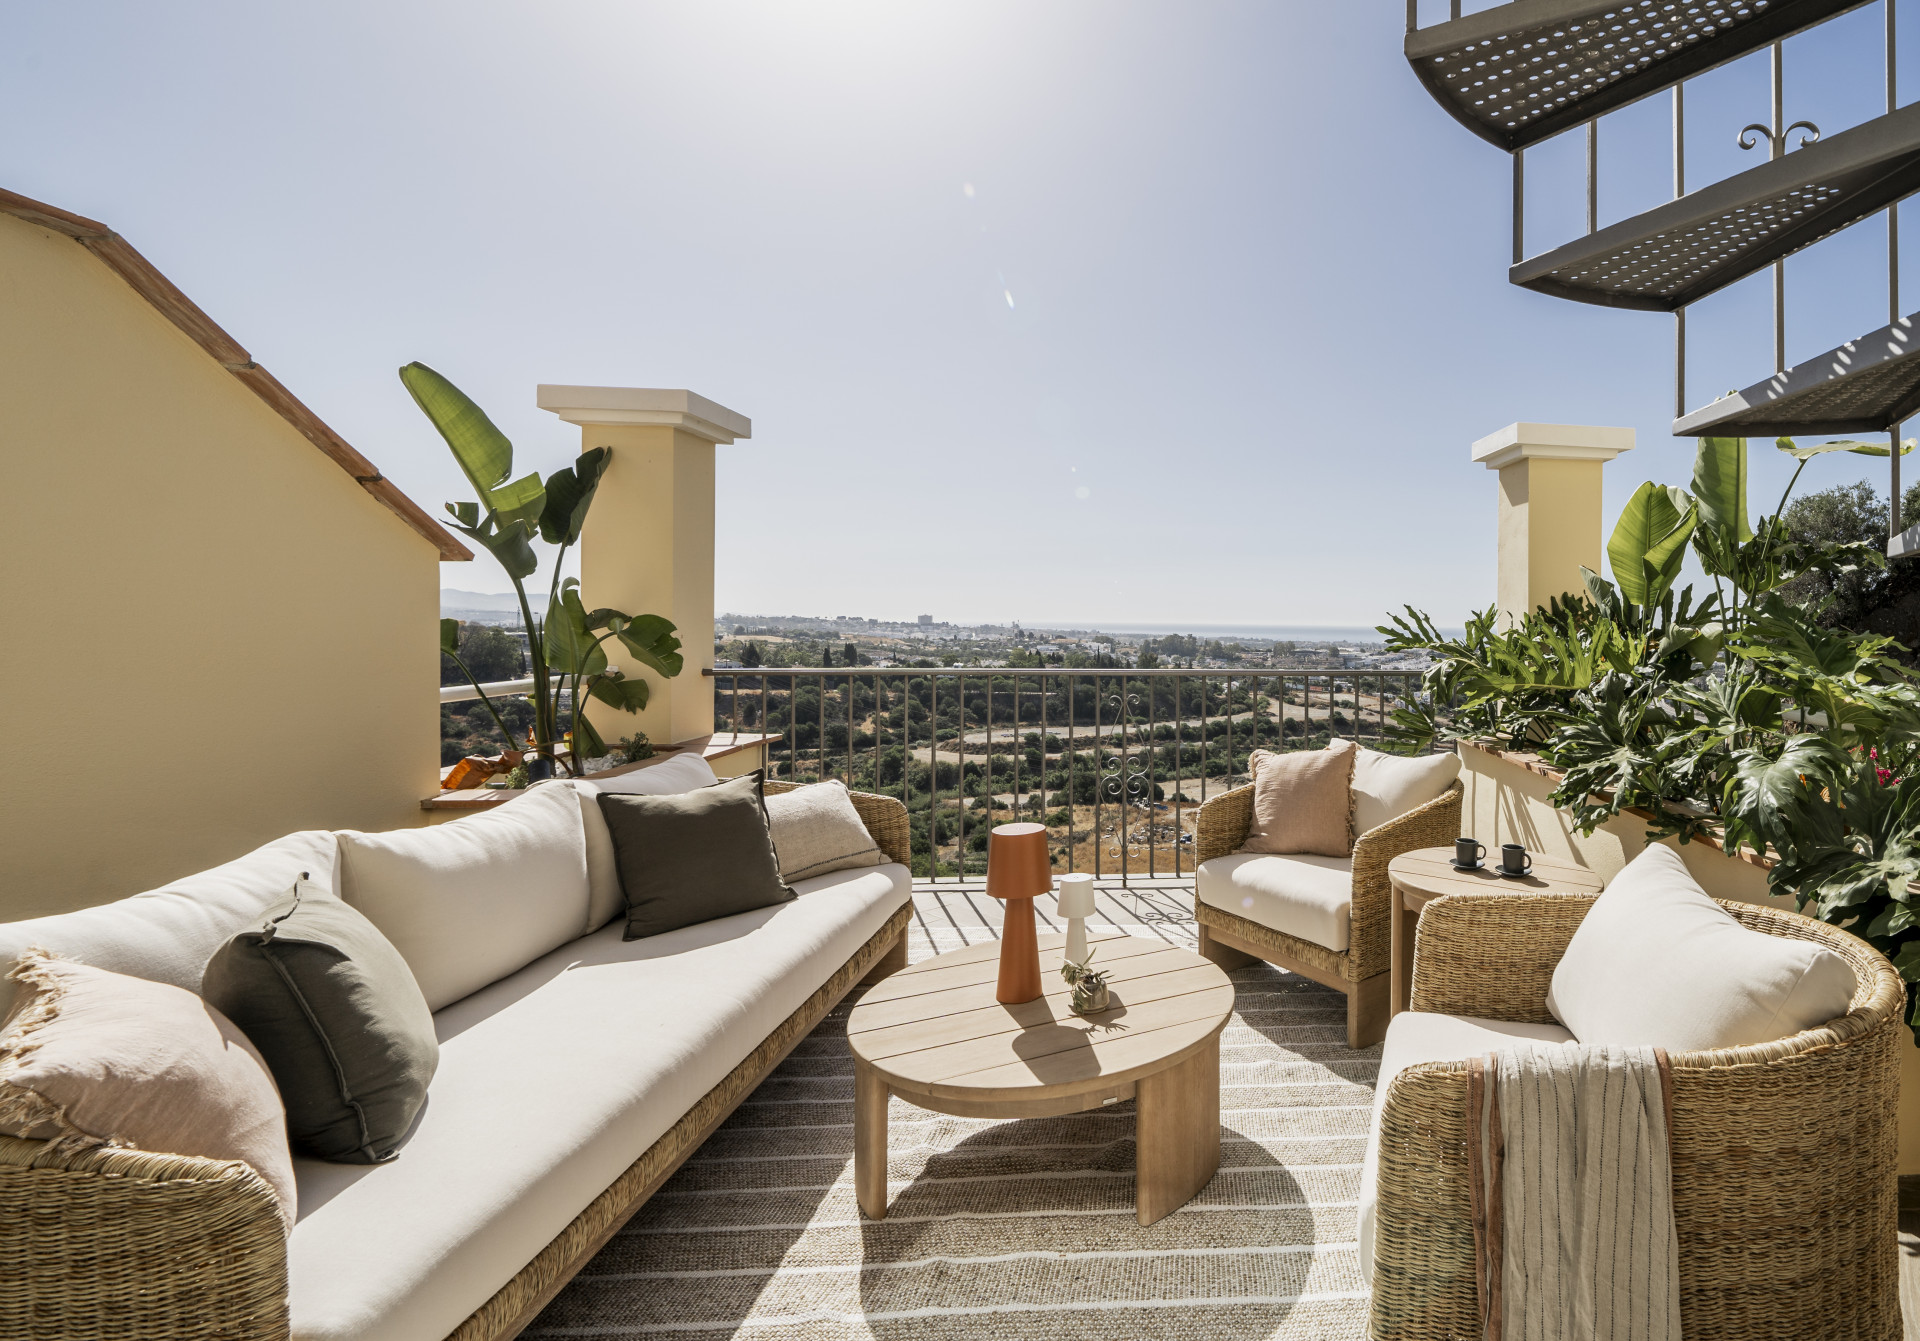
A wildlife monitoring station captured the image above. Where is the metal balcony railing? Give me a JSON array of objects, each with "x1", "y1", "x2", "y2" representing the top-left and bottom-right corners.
[{"x1": 709, "y1": 666, "x2": 1433, "y2": 884}]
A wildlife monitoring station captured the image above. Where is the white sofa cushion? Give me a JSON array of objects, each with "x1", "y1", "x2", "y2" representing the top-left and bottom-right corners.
[
  {"x1": 335, "y1": 785, "x2": 588, "y2": 1012},
  {"x1": 1547, "y1": 843, "x2": 1856, "y2": 1051},
  {"x1": 1196, "y1": 852, "x2": 1354, "y2": 953},
  {"x1": 0, "y1": 830, "x2": 337, "y2": 1020},
  {"x1": 569, "y1": 754, "x2": 721, "y2": 932},
  {"x1": 285, "y1": 861, "x2": 912, "y2": 1341},
  {"x1": 1359, "y1": 1010, "x2": 1575, "y2": 1284},
  {"x1": 1331, "y1": 740, "x2": 1461, "y2": 837}
]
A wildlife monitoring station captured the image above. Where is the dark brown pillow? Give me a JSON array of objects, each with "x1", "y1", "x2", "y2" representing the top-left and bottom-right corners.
[{"x1": 598, "y1": 772, "x2": 794, "y2": 939}]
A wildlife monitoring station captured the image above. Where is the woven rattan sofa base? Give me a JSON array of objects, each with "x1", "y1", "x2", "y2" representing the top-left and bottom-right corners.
[
  {"x1": 0, "y1": 1137, "x2": 290, "y2": 1341},
  {"x1": 447, "y1": 901, "x2": 913, "y2": 1341},
  {"x1": 1192, "y1": 778, "x2": 1462, "y2": 1049},
  {"x1": 1371, "y1": 891, "x2": 1903, "y2": 1341}
]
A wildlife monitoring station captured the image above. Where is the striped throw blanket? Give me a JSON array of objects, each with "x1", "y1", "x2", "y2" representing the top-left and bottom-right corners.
[{"x1": 1468, "y1": 1042, "x2": 1678, "y2": 1341}]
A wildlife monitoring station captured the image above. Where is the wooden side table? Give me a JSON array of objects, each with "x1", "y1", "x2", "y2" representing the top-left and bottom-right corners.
[
  {"x1": 1386, "y1": 847, "x2": 1604, "y2": 1017},
  {"x1": 847, "y1": 930, "x2": 1235, "y2": 1226}
]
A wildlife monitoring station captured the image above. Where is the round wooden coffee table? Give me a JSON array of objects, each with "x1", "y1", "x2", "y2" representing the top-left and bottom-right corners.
[
  {"x1": 847, "y1": 930, "x2": 1234, "y2": 1226},
  {"x1": 1387, "y1": 846, "x2": 1605, "y2": 1016}
]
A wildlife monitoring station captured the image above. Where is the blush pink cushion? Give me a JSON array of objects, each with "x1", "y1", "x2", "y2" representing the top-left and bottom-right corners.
[
  {"x1": 0, "y1": 950, "x2": 295, "y2": 1232},
  {"x1": 1243, "y1": 740, "x2": 1357, "y2": 857}
]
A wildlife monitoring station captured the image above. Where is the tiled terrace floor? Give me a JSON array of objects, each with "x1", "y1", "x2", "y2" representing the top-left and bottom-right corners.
[{"x1": 906, "y1": 875, "x2": 1200, "y2": 957}]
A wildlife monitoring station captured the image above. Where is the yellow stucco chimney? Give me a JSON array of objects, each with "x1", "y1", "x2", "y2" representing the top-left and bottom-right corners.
[{"x1": 1472, "y1": 422, "x2": 1634, "y2": 626}]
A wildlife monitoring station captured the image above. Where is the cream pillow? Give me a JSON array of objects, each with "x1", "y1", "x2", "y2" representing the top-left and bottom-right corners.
[
  {"x1": 1548, "y1": 844, "x2": 1857, "y2": 1051},
  {"x1": 0, "y1": 950, "x2": 296, "y2": 1233},
  {"x1": 569, "y1": 754, "x2": 721, "y2": 932},
  {"x1": 1243, "y1": 740, "x2": 1356, "y2": 857},
  {"x1": 765, "y1": 781, "x2": 884, "y2": 881},
  {"x1": 1331, "y1": 739, "x2": 1462, "y2": 837},
  {"x1": 335, "y1": 783, "x2": 588, "y2": 1011}
]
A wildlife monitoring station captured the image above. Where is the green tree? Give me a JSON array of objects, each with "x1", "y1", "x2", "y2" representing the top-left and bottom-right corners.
[{"x1": 439, "y1": 622, "x2": 524, "y2": 686}]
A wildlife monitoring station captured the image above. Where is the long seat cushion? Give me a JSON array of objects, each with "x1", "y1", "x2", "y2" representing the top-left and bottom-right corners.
[
  {"x1": 0, "y1": 829, "x2": 338, "y2": 1020},
  {"x1": 1357, "y1": 1011, "x2": 1575, "y2": 1284},
  {"x1": 1195, "y1": 852, "x2": 1354, "y2": 953},
  {"x1": 286, "y1": 861, "x2": 913, "y2": 1341}
]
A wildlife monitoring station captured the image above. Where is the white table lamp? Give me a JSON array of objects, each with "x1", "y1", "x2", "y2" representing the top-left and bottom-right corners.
[{"x1": 1056, "y1": 873, "x2": 1097, "y2": 965}]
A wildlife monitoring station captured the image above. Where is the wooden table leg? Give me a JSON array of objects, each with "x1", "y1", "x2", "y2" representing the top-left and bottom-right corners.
[
  {"x1": 1134, "y1": 1035, "x2": 1220, "y2": 1226},
  {"x1": 854, "y1": 1058, "x2": 889, "y2": 1220},
  {"x1": 1390, "y1": 885, "x2": 1412, "y2": 1017}
]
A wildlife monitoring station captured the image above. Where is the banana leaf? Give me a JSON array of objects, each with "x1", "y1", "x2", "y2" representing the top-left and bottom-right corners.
[
  {"x1": 1608, "y1": 481, "x2": 1695, "y2": 606},
  {"x1": 1693, "y1": 437, "x2": 1752, "y2": 543},
  {"x1": 539, "y1": 447, "x2": 612, "y2": 546},
  {"x1": 400, "y1": 362, "x2": 513, "y2": 497}
]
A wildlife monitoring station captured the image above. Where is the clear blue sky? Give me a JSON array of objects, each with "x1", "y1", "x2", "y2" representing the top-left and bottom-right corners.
[{"x1": 4, "y1": 2, "x2": 1910, "y2": 627}]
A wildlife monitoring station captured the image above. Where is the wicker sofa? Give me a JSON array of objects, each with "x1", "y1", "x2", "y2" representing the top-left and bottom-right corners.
[
  {"x1": 1368, "y1": 890, "x2": 1904, "y2": 1341},
  {"x1": 0, "y1": 772, "x2": 913, "y2": 1341},
  {"x1": 1190, "y1": 779, "x2": 1463, "y2": 1048}
]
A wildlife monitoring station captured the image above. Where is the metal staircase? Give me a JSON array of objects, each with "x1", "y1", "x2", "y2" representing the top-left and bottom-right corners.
[
  {"x1": 1407, "y1": 0, "x2": 1915, "y2": 545},
  {"x1": 1406, "y1": 0, "x2": 1871, "y2": 151}
]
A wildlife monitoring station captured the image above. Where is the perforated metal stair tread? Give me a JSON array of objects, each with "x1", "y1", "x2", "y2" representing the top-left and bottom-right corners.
[
  {"x1": 1407, "y1": 0, "x2": 1870, "y2": 152},
  {"x1": 1672, "y1": 312, "x2": 1920, "y2": 436},
  {"x1": 1508, "y1": 102, "x2": 1920, "y2": 311}
]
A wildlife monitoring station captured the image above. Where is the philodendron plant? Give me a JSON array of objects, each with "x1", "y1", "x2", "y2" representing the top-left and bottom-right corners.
[{"x1": 404, "y1": 362, "x2": 683, "y2": 777}]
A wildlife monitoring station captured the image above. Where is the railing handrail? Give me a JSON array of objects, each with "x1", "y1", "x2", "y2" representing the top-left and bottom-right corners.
[
  {"x1": 705, "y1": 665, "x2": 1421, "y2": 678},
  {"x1": 440, "y1": 674, "x2": 562, "y2": 705},
  {"x1": 703, "y1": 662, "x2": 1434, "y2": 887}
]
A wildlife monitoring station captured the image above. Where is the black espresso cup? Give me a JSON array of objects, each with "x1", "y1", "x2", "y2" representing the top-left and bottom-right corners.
[
  {"x1": 1454, "y1": 837, "x2": 1486, "y2": 868},
  {"x1": 1500, "y1": 843, "x2": 1533, "y2": 877}
]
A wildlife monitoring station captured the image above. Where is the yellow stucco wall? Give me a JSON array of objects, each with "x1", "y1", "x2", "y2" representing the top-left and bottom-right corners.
[
  {"x1": 0, "y1": 213, "x2": 441, "y2": 917},
  {"x1": 1460, "y1": 742, "x2": 1920, "y2": 1172},
  {"x1": 1496, "y1": 457, "x2": 1605, "y2": 623}
]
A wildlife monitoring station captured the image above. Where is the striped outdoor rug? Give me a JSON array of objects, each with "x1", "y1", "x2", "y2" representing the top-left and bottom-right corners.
[{"x1": 525, "y1": 885, "x2": 1376, "y2": 1340}]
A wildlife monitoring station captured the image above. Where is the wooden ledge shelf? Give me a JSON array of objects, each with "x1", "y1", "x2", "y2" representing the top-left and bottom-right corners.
[{"x1": 422, "y1": 732, "x2": 781, "y2": 812}]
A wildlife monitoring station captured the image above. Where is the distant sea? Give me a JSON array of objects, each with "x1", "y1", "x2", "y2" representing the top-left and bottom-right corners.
[{"x1": 1084, "y1": 622, "x2": 1459, "y2": 644}]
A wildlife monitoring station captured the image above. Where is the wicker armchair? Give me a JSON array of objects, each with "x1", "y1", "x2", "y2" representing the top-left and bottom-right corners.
[
  {"x1": 1191, "y1": 781, "x2": 1462, "y2": 1048},
  {"x1": 0, "y1": 785, "x2": 915, "y2": 1341},
  {"x1": 1372, "y1": 891, "x2": 1904, "y2": 1341}
]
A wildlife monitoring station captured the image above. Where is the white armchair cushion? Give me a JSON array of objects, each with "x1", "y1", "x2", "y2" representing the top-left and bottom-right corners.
[
  {"x1": 336, "y1": 785, "x2": 588, "y2": 1011},
  {"x1": 1360, "y1": 1010, "x2": 1575, "y2": 1284},
  {"x1": 568, "y1": 754, "x2": 721, "y2": 931},
  {"x1": 1196, "y1": 852, "x2": 1353, "y2": 953},
  {"x1": 1332, "y1": 739, "x2": 1461, "y2": 837},
  {"x1": 1547, "y1": 843, "x2": 1856, "y2": 1051}
]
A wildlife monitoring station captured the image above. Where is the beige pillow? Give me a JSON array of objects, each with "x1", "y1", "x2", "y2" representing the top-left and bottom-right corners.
[
  {"x1": 765, "y1": 780, "x2": 884, "y2": 880},
  {"x1": 1243, "y1": 740, "x2": 1356, "y2": 857},
  {"x1": 1330, "y1": 739, "x2": 1462, "y2": 837},
  {"x1": 0, "y1": 950, "x2": 295, "y2": 1233}
]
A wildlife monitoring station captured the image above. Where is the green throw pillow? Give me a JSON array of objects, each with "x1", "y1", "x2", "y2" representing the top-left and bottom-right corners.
[
  {"x1": 202, "y1": 877, "x2": 438, "y2": 1164},
  {"x1": 598, "y1": 771, "x2": 795, "y2": 939}
]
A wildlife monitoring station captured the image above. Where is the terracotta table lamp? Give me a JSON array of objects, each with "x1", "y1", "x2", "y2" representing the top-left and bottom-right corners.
[{"x1": 985, "y1": 822, "x2": 1050, "y2": 1004}]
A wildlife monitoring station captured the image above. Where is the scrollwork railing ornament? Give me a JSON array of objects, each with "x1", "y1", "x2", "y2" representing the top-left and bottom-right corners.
[
  {"x1": 1738, "y1": 119, "x2": 1820, "y2": 159},
  {"x1": 1098, "y1": 691, "x2": 1152, "y2": 805}
]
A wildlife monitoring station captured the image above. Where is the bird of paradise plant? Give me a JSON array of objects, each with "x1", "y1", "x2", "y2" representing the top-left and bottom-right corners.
[{"x1": 404, "y1": 362, "x2": 683, "y2": 778}]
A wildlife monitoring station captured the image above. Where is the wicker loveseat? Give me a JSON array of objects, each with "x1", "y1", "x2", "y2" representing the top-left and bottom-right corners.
[
  {"x1": 1191, "y1": 780, "x2": 1463, "y2": 1048},
  {"x1": 1370, "y1": 891, "x2": 1904, "y2": 1341},
  {"x1": 0, "y1": 774, "x2": 913, "y2": 1341}
]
